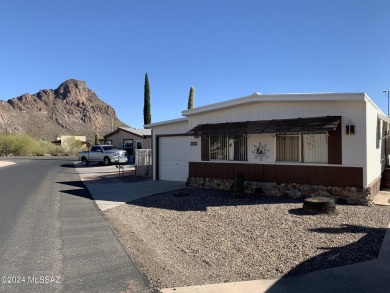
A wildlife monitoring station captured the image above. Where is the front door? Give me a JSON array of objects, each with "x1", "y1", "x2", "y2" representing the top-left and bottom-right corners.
[{"x1": 123, "y1": 139, "x2": 133, "y2": 162}]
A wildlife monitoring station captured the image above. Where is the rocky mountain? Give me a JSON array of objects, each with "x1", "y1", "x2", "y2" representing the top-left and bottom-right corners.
[{"x1": 0, "y1": 79, "x2": 128, "y2": 140}]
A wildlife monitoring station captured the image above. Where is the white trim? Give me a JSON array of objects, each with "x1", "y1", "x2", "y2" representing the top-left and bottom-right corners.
[
  {"x1": 363, "y1": 103, "x2": 367, "y2": 188},
  {"x1": 118, "y1": 127, "x2": 151, "y2": 137},
  {"x1": 145, "y1": 117, "x2": 188, "y2": 128},
  {"x1": 365, "y1": 94, "x2": 386, "y2": 116},
  {"x1": 378, "y1": 113, "x2": 390, "y2": 123}
]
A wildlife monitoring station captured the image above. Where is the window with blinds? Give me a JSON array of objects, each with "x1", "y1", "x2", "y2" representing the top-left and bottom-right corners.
[
  {"x1": 209, "y1": 134, "x2": 247, "y2": 161},
  {"x1": 276, "y1": 135, "x2": 300, "y2": 162},
  {"x1": 276, "y1": 133, "x2": 328, "y2": 163}
]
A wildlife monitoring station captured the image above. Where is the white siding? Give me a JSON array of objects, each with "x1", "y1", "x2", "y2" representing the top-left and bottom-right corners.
[
  {"x1": 189, "y1": 136, "x2": 201, "y2": 161},
  {"x1": 366, "y1": 100, "x2": 384, "y2": 187},
  {"x1": 189, "y1": 100, "x2": 366, "y2": 168},
  {"x1": 150, "y1": 93, "x2": 387, "y2": 189},
  {"x1": 248, "y1": 134, "x2": 275, "y2": 163},
  {"x1": 151, "y1": 119, "x2": 188, "y2": 135},
  {"x1": 190, "y1": 101, "x2": 361, "y2": 129}
]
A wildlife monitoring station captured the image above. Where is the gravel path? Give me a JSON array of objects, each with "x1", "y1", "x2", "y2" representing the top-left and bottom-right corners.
[{"x1": 104, "y1": 188, "x2": 390, "y2": 289}]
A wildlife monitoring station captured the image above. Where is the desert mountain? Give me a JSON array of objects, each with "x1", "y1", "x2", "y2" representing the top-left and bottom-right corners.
[{"x1": 0, "y1": 79, "x2": 128, "y2": 140}]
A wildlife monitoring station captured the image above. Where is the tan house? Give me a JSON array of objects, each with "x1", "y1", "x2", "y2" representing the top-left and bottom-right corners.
[
  {"x1": 52, "y1": 135, "x2": 87, "y2": 148},
  {"x1": 103, "y1": 127, "x2": 152, "y2": 162}
]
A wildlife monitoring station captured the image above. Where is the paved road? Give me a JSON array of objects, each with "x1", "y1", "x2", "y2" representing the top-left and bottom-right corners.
[{"x1": 0, "y1": 157, "x2": 152, "y2": 293}]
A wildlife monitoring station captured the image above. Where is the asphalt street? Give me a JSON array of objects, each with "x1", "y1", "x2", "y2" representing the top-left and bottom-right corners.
[{"x1": 0, "y1": 157, "x2": 151, "y2": 293}]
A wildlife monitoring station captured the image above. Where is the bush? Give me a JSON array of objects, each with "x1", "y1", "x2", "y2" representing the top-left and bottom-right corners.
[
  {"x1": 33, "y1": 139, "x2": 56, "y2": 156},
  {"x1": 50, "y1": 145, "x2": 64, "y2": 156},
  {"x1": 0, "y1": 133, "x2": 89, "y2": 157},
  {"x1": 0, "y1": 133, "x2": 35, "y2": 156},
  {"x1": 62, "y1": 137, "x2": 85, "y2": 156},
  {"x1": 0, "y1": 134, "x2": 14, "y2": 156}
]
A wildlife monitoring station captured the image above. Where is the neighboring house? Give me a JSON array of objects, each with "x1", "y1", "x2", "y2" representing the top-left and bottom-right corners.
[
  {"x1": 146, "y1": 92, "x2": 390, "y2": 204},
  {"x1": 103, "y1": 127, "x2": 152, "y2": 162},
  {"x1": 52, "y1": 135, "x2": 87, "y2": 148}
]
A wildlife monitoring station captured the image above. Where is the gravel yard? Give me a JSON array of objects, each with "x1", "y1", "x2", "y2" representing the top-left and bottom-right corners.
[{"x1": 104, "y1": 188, "x2": 390, "y2": 289}]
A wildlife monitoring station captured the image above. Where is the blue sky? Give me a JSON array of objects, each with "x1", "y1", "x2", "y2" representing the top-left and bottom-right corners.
[{"x1": 1, "y1": 0, "x2": 390, "y2": 128}]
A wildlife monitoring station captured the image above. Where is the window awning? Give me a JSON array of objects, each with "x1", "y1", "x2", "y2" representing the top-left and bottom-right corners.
[{"x1": 186, "y1": 116, "x2": 341, "y2": 136}]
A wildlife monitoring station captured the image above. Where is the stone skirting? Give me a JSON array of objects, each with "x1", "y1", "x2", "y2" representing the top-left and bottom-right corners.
[{"x1": 186, "y1": 177, "x2": 373, "y2": 206}]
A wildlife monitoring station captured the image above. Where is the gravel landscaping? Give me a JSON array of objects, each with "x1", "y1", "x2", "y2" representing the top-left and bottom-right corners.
[{"x1": 104, "y1": 188, "x2": 390, "y2": 289}]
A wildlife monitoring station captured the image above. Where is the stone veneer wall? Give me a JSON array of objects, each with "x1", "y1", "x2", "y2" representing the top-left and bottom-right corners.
[{"x1": 186, "y1": 177, "x2": 373, "y2": 206}]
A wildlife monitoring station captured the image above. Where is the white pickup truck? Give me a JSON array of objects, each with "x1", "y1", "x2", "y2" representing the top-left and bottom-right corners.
[{"x1": 78, "y1": 145, "x2": 128, "y2": 166}]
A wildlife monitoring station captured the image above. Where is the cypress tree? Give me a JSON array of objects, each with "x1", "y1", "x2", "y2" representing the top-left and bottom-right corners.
[
  {"x1": 188, "y1": 86, "x2": 195, "y2": 109},
  {"x1": 143, "y1": 73, "x2": 151, "y2": 125}
]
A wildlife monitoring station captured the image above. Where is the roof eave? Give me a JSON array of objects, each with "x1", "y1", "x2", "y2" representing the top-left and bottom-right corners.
[{"x1": 145, "y1": 117, "x2": 188, "y2": 128}]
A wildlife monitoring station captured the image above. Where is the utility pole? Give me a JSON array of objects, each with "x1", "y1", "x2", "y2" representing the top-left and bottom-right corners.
[{"x1": 383, "y1": 90, "x2": 390, "y2": 116}]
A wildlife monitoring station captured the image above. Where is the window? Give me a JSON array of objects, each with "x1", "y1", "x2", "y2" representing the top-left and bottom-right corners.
[
  {"x1": 302, "y1": 134, "x2": 328, "y2": 163},
  {"x1": 276, "y1": 135, "x2": 300, "y2": 162},
  {"x1": 276, "y1": 133, "x2": 328, "y2": 163},
  {"x1": 209, "y1": 134, "x2": 247, "y2": 161},
  {"x1": 102, "y1": 146, "x2": 118, "y2": 151},
  {"x1": 90, "y1": 146, "x2": 103, "y2": 152},
  {"x1": 136, "y1": 141, "x2": 143, "y2": 149}
]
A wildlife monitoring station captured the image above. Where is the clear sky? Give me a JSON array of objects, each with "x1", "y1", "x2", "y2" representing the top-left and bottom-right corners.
[{"x1": 1, "y1": 0, "x2": 389, "y2": 128}]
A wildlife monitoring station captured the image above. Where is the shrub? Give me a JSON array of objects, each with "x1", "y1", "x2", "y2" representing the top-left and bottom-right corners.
[
  {"x1": 62, "y1": 137, "x2": 85, "y2": 156},
  {"x1": 0, "y1": 133, "x2": 35, "y2": 156},
  {"x1": 33, "y1": 139, "x2": 55, "y2": 156},
  {"x1": 0, "y1": 133, "x2": 88, "y2": 156},
  {"x1": 50, "y1": 145, "x2": 64, "y2": 156}
]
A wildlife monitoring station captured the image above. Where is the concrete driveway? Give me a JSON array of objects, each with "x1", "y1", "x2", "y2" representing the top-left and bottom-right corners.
[{"x1": 74, "y1": 162, "x2": 186, "y2": 210}]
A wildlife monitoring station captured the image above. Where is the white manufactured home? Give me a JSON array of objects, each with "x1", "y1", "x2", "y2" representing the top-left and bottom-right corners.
[{"x1": 146, "y1": 93, "x2": 390, "y2": 204}]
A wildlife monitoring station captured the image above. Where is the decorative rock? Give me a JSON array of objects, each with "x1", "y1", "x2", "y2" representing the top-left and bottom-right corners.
[
  {"x1": 303, "y1": 197, "x2": 337, "y2": 214},
  {"x1": 301, "y1": 185, "x2": 311, "y2": 196},
  {"x1": 317, "y1": 189, "x2": 331, "y2": 197},
  {"x1": 185, "y1": 177, "x2": 371, "y2": 205},
  {"x1": 289, "y1": 189, "x2": 302, "y2": 199}
]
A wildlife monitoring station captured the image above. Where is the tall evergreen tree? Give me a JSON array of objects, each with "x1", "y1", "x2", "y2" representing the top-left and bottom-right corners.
[
  {"x1": 143, "y1": 73, "x2": 151, "y2": 125},
  {"x1": 188, "y1": 86, "x2": 195, "y2": 109}
]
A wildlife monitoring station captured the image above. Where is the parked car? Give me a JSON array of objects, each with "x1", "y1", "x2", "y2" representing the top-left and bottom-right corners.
[{"x1": 78, "y1": 145, "x2": 127, "y2": 166}]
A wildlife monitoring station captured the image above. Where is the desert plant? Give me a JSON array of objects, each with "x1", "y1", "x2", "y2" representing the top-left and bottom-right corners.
[
  {"x1": 188, "y1": 86, "x2": 195, "y2": 109},
  {"x1": 62, "y1": 137, "x2": 85, "y2": 156},
  {"x1": 50, "y1": 145, "x2": 64, "y2": 156},
  {"x1": 0, "y1": 133, "x2": 35, "y2": 156},
  {"x1": 33, "y1": 139, "x2": 54, "y2": 156},
  {"x1": 94, "y1": 133, "x2": 100, "y2": 145},
  {"x1": 0, "y1": 134, "x2": 14, "y2": 156},
  {"x1": 13, "y1": 134, "x2": 35, "y2": 155}
]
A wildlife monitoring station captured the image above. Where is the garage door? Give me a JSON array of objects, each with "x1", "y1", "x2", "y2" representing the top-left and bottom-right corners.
[{"x1": 159, "y1": 136, "x2": 189, "y2": 182}]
